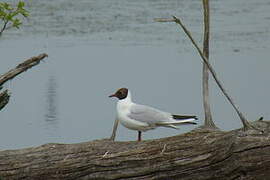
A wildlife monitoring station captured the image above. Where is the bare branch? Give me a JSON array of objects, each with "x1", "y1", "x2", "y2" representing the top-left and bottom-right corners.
[
  {"x1": 155, "y1": 16, "x2": 255, "y2": 131},
  {"x1": 154, "y1": 18, "x2": 175, "y2": 22},
  {"x1": 0, "y1": 53, "x2": 48, "y2": 87}
]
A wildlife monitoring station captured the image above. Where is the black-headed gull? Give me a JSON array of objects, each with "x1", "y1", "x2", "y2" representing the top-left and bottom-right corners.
[{"x1": 109, "y1": 88, "x2": 197, "y2": 141}]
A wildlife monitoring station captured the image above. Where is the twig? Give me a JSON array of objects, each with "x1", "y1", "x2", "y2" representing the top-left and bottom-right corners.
[
  {"x1": 0, "y1": 20, "x2": 9, "y2": 36},
  {"x1": 154, "y1": 18, "x2": 175, "y2": 23},
  {"x1": 155, "y1": 16, "x2": 254, "y2": 131}
]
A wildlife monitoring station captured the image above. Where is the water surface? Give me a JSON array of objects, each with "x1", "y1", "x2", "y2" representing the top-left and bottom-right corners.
[{"x1": 0, "y1": 0, "x2": 269, "y2": 149}]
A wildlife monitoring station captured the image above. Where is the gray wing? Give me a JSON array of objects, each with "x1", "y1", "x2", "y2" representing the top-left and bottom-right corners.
[{"x1": 128, "y1": 104, "x2": 171, "y2": 125}]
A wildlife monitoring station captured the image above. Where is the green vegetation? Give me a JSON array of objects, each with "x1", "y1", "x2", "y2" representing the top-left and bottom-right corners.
[
  {"x1": 0, "y1": 1, "x2": 29, "y2": 36},
  {"x1": 0, "y1": 1, "x2": 29, "y2": 112}
]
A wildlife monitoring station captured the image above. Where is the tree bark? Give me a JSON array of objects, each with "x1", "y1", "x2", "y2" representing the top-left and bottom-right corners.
[
  {"x1": 0, "y1": 89, "x2": 9, "y2": 111},
  {"x1": 0, "y1": 120, "x2": 270, "y2": 180}
]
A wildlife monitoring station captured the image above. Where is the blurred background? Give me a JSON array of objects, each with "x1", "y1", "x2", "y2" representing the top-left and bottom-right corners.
[{"x1": 0, "y1": 0, "x2": 269, "y2": 149}]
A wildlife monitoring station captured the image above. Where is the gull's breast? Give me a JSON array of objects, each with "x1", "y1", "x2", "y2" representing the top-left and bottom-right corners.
[
  {"x1": 117, "y1": 103, "x2": 152, "y2": 131},
  {"x1": 118, "y1": 110, "x2": 150, "y2": 131}
]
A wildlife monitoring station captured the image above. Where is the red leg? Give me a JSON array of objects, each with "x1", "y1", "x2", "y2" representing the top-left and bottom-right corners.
[{"x1": 138, "y1": 131, "x2": 142, "y2": 141}]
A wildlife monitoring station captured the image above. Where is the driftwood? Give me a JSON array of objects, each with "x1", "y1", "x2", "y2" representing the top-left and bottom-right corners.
[
  {"x1": 0, "y1": 53, "x2": 48, "y2": 87},
  {"x1": 0, "y1": 120, "x2": 270, "y2": 180},
  {"x1": 0, "y1": 53, "x2": 48, "y2": 111},
  {"x1": 0, "y1": 89, "x2": 9, "y2": 111}
]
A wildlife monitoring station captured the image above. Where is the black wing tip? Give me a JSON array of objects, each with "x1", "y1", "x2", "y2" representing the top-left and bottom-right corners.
[{"x1": 172, "y1": 114, "x2": 198, "y2": 120}]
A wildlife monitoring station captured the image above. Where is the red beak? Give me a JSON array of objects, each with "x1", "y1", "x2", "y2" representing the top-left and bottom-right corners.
[{"x1": 109, "y1": 93, "x2": 116, "y2": 98}]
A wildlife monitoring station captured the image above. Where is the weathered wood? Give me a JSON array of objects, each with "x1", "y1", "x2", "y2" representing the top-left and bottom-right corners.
[
  {"x1": 0, "y1": 120, "x2": 270, "y2": 180},
  {"x1": 155, "y1": 16, "x2": 255, "y2": 131},
  {"x1": 0, "y1": 53, "x2": 48, "y2": 111},
  {"x1": 202, "y1": 0, "x2": 217, "y2": 129},
  {"x1": 0, "y1": 53, "x2": 48, "y2": 87},
  {"x1": 0, "y1": 89, "x2": 9, "y2": 111}
]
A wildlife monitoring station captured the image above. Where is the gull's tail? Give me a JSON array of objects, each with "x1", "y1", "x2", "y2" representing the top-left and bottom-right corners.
[
  {"x1": 170, "y1": 114, "x2": 197, "y2": 125},
  {"x1": 156, "y1": 115, "x2": 197, "y2": 127},
  {"x1": 172, "y1": 114, "x2": 198, "y2": 120}
]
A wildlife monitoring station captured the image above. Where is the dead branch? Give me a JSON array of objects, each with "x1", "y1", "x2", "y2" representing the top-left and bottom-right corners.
[
  {"x1": 0, "y1": 53, "x2": 48, "y2": 111},
  {"x1": 0, "y1": 53, "x2": 48, "y2": 87},
  {"x1": 155, "y1": 17, "x2": 255, "y2": 131}
]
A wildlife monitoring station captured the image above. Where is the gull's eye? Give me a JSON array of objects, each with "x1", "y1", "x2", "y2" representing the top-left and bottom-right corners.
[{"x1": 117, "y1": 91, "x2": 122, "y2": 97}]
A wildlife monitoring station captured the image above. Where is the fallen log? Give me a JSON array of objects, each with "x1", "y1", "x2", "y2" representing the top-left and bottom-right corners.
[{"x1": 0, "y1": 120, "x2": 270, "y2": 180}]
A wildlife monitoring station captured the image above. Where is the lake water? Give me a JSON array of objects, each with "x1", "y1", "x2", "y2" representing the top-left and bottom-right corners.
[{"x1": 0, "y1": 0, "x2": 269, "y2": 150}]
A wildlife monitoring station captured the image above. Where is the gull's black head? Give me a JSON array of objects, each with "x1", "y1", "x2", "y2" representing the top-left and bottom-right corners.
[{"x1": 109, "y1": 88, "x2": 128, "y2": 100}]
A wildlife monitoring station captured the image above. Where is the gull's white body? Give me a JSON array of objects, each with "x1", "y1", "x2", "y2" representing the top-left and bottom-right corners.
[
  {"x1": 117, "y1": 94, "x2": 150, "y2": 131},
  {"x1": 116, "y1": 91, "x2": 196, "y2": 132}
]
